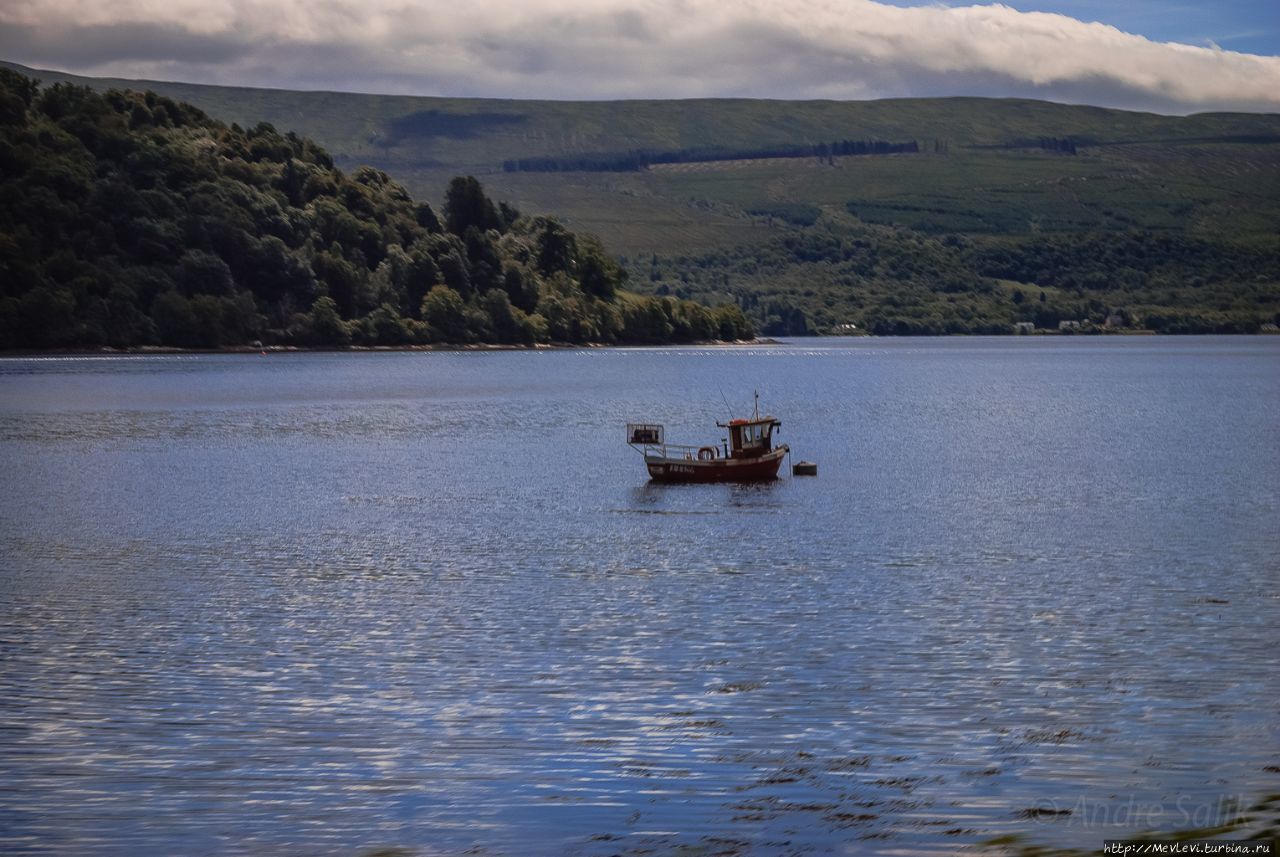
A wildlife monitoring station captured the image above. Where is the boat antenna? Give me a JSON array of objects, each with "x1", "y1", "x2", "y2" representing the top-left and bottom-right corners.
[
  {"x1": 719, "y1": 387, "x2": 733, "y2": 420},
  {"x1": 753, "y1": 390, "x2": 760, "y2": 420}
]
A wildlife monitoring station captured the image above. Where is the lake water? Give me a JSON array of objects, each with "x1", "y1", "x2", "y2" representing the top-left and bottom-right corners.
[{"x1": 1, "y1": 338, "x2": 1277, "y2": 856}]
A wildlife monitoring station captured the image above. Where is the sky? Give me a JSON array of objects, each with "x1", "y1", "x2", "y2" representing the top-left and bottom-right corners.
[{"x1": 1, "y1": 0, "x2": 1278, "y2": 114}]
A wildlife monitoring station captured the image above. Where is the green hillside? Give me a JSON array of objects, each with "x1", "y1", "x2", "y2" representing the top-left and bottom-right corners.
[
  {"x1": 5, "y1": 61, "x2": 1279, "y2": 334},
  {"x1": 0, "y1": 69, "x2": 752, "y2": 350}
]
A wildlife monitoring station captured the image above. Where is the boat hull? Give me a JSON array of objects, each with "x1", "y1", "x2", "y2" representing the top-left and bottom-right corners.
[{"x1": 645, "y1": 445, "x2": 789, "y2": 483}]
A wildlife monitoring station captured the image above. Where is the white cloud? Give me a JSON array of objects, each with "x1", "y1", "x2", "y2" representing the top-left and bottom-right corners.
[{"x1": 2, "y1": 0, "x2": 1278, "y2": 112}]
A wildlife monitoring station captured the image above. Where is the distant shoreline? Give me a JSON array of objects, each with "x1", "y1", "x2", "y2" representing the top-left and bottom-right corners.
[
  {"x1": 12, "y1": 330, "x2": 1274, "y2": 358},
  {"x1": 0, "y1": 339, "x2": 782, "y2": 357},
  {"x1": 7, "y1": 330, "x2": 1280, "y2": 355},
  {"x1": 6, "y1": 331, "x2": 1280, "y2": 358}
]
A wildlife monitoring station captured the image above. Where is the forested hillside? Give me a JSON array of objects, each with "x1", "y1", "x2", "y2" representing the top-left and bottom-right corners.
[
  {"x1": 4, "y1": 61, "x2": 1279, "y2": 336},
  {"x1": 0, "y1": 69, "x2": 752, "y2": 349},
  {"x1": 644, "y1": 220, "x2": 1280, "y2": 335}
]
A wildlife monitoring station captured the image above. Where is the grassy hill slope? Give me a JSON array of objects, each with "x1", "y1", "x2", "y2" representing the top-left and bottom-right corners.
[{"x1": 6, "y1": 61, "x2": 1278, "y2": 334}]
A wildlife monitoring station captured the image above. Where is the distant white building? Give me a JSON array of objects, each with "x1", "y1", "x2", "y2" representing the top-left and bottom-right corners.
[
  {"x1": 834, "y1": 323, "x2": 859, "y2": 333},
  {"x1": 1059, "y1": 320, "x2": 1082, "y2": 331},
  {"x1": 1015, "y1": 322, "x2": 1035, "y2": 334}
]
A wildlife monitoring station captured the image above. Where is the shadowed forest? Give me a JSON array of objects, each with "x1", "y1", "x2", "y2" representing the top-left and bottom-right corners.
[{"x1": 0, "y1": 70, "x2": 752, "y2": 349}]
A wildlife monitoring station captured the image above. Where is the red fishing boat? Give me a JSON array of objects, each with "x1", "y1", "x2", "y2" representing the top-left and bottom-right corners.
[{"x1": 627, "y1": 395, "x2": 789, "y2": 483}]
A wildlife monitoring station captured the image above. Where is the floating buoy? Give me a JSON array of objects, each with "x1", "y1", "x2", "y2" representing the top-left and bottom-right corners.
[{"x1": 793, "y1": 460, "x2": 818, "y2": 476}]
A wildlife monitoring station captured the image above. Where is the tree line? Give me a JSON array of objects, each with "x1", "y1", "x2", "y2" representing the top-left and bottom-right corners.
[
  {"x1": 967, "y1": 137, "x2": 1080, "y2": 154},
  {"x1": 0, "y1": 70, "x2": 753, "y2": 350},
  {"x1": 503, "y1": 139, "x2": 920, "y2": 173},
  {"x1": 635, "y1": 221, "x2": 1280, "y2": 336}
]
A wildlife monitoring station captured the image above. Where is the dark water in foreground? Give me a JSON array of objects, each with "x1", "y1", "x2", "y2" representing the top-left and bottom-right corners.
[{"x1": 1, "y1": 338, "x2": 1277, "y2": 856}]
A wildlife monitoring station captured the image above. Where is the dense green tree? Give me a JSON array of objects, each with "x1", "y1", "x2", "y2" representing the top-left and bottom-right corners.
[
  {"x1": 536, "y1": 219, "x2": 577, "y2": 277},
  {"x1": 480, "y1": 289, "x2": 530, "y2": 344},
  {"x1": 463, "y1": 226, "x2": 504, "y2": 293},
  {"x1": 620, "y1": 297, "x2": 674, "y2": 343},
  {"x1": 402, "y1": 248, "x2": 440, "y2": 319},
  {"x1": 443, "y1": 176, "x2": 501, "y2": 235},
  {"x1": 176, "y1": 250, "x2": 234, "y2": 296},
  {"x1": 366, "y1": 303, "x2": 411, "y2": 345},
  {"x1": 436, "y1": 249, "x2": 472, "y2": 300},
  {"x1": 421, "y1": 284, "x2": 468, "y2": 343},
  {"x1": 151, "y1": 291, "x2": 232, "y2": 348},
  {"x1": 307, "y1": 296, "x2": 351, "y2": 346},
  {"x1": 313, "y1": 248, "x2": 364, "y2": 318},
  {"x1": 713, "y1": 304, "x2": 754, "y2": 341},
  {"x1": 577, "y1": 237, "x2": 626, "y2": 300},
  {"x1": 503, "y1": 266, "x2": 539, "y2": 314},
  {"x1": 414, "y1": 202, "x2": 442, "y2": 233},
  {"x1": 14, "y1": 286, "x2": 79, "y2": 347}
]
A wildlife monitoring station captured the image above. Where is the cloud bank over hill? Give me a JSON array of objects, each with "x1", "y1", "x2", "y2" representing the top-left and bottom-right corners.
[{"x1": 2, "y1": 0, "x2": 1278, "y2": 113}]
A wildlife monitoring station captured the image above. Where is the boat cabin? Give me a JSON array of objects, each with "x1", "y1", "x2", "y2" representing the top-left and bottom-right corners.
[{"x1": 717, "y1": 416, "x2": 780, "y2": 459}]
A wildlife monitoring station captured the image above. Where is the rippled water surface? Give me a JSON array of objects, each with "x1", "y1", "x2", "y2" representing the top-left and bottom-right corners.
[{"x1": 1, "y1": 338, "x2": 1278, "y2": 856}]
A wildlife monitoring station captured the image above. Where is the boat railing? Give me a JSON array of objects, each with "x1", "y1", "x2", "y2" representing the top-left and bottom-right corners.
[
  {"x1": 627, "y1": 423, "x2": 725, "y2": 460},
  {"x1": 635, "y1": 441, "x2": 723, "y2": 460}
]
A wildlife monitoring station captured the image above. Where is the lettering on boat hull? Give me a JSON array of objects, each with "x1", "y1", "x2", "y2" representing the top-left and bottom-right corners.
[{"x1": 645, "y1": 446, "x2": 788, "y2": 483}]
